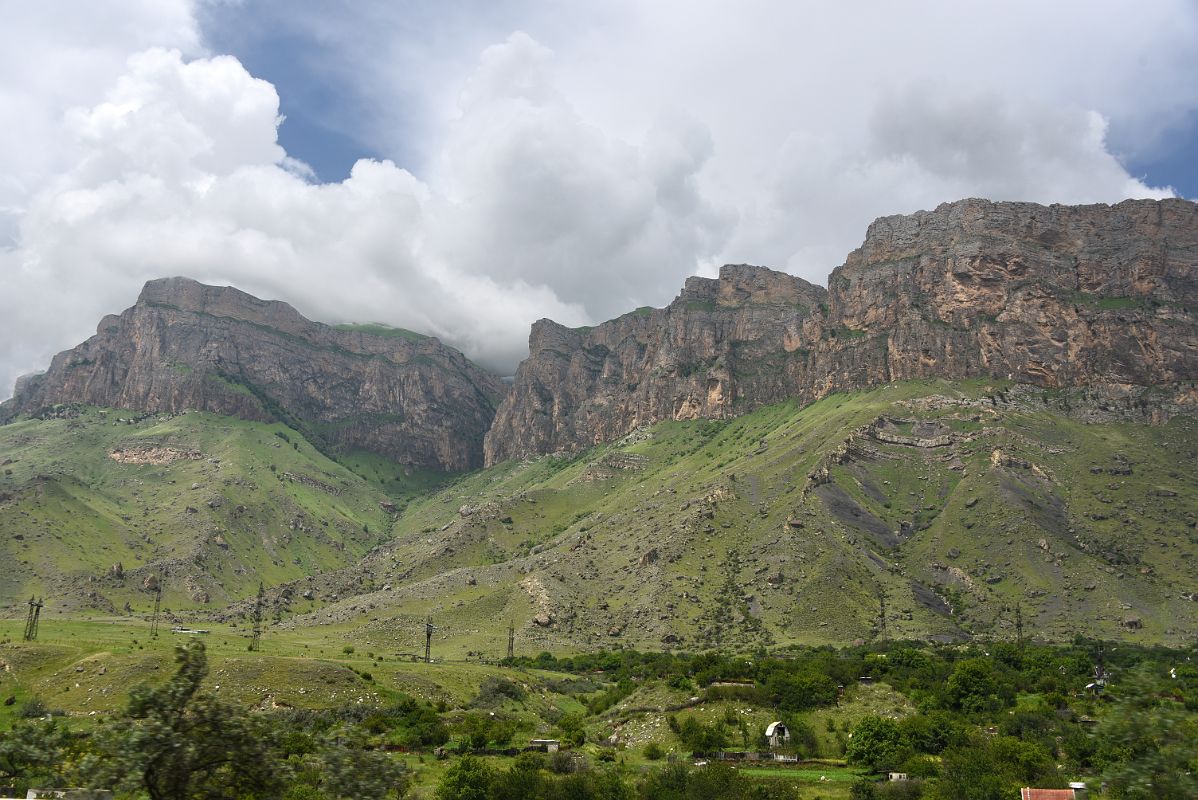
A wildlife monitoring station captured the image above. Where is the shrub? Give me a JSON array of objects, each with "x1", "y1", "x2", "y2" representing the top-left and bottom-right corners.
[{"x1": 471, "y1": 676, "x2": 526, "y2": 708}]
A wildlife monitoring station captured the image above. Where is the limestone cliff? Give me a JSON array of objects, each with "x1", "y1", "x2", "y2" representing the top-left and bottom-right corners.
[
  {"x1": 485, "y1": 198, "x2": 1198, "y2": 464},
  {"x1": 4, "y1": 278, "x2": 506, "y2": 471}
]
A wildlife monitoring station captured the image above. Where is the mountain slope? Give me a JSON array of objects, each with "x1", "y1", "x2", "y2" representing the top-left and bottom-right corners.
[
  {"x1": 2, "y1": 277, "x2": 506, "y2": 471},
  {"x1": 0, "y1": 405, "x2": 440, "y2": 612},
  {"x1": 265, "y1": 379, "x2": 1198, "y2": 653}
]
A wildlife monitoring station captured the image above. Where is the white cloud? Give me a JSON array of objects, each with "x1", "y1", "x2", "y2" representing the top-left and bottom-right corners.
[{"x1": 3, "y1": 1, "x2": 1197, "y2": 398}]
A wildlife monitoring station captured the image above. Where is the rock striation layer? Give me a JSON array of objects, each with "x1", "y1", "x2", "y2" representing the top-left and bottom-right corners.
[
  {"x1": 3, "y1": 278, "x2": 506, "y2": 471},
  {"x1": 485, "y1": 198, "x2": 1198, "y2": 464}
]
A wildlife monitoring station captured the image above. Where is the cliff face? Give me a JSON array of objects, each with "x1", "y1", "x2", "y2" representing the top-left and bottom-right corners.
[
  {"x1": 483, "y1": 265, "x2": 828, "y2": 463},
  {"x1": 4, "y1": 278, "x2": 506, "y2": 471},
  {"x1": 485, "y1": 198, "x2": 1198, "y2": 465}
]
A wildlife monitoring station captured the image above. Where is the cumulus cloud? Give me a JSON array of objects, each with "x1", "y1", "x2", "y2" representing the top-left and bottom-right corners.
[
  {"x1": 3, "y1": 1, "x2": 1196, "y2": 397},
  {"x1": 2, "y1": 30, "x2": 723, "y2": 392}
]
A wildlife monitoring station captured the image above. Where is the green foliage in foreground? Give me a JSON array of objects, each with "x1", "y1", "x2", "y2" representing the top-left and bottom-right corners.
[
  {"x1": 84, "y1": 640, "x2": 284, "y2": 799},
  {"x1": 437, "y1": 754, "x2": 802, "y2": 800},
  {"x1": 3, "y1": 638, "x2": 1198, "y2": 798}
]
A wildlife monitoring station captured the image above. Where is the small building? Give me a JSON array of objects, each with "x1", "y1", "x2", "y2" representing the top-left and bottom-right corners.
[
  {"x1": 765, "y1": 721, "x2": 790, "y2": 749},
  {"x1": 888, "y1": 772, "x2": 908, "y2": 782},
  {"x1": 529, "y1": 738, "x2": 561, "y2": 753},
  {"x1": 1020, "y1": 789, "x2": 1075, "y2": 800}
]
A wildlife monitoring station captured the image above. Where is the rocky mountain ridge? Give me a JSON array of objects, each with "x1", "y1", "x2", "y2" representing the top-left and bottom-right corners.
[
  {"x1": 5, "y1": 197, "x2": 1196, "y2": 473},
  {"x1": 484, "y1": 198, "x2": 1198, "y2": 464},
  {"x1": 1, "y1": 277, "x2": 505, "y2": 471}
]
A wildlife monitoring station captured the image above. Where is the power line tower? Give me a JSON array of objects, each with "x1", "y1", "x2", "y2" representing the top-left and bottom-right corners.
[
  {"x1": 150, "y1": 573, "x2": 164, "y2": 638},
  {"x1": 1091, "y1": 641, "x2": 1107, "y2": 694},
  {"x1": 249, "y1": 582, "x2": 264, "y2": 652},
  {"x1": 877, "y1": 587, "x2": 888, "y2": 641},
  {"x1": 507, "y1": 620, "x2": 515, "y2": 660},
  {"x1": 424, "y1": 615, "x2": 438, "y2": 663},
  {"x1": 23, "y1": 596, "x2": 43, "y2": 641}
]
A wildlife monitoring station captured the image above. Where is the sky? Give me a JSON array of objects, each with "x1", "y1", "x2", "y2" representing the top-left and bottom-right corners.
[{"x1": 2, "y1": 1, "x2": 1197, "y2": 397}]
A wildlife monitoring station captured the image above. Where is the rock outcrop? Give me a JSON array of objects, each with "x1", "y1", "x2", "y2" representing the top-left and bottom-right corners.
[
  {"x1": 3, "y1": 278, "x2": 506, "y2": 471},
  {"x1": 485, "y1": 198, "x2": 1198, "y2": 464}
]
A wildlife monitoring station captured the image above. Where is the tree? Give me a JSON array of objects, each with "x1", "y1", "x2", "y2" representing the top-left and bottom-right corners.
[
  {"x1": 766, "y1": 670, "x2": 839, "y2": 712},
  {"x1": 1095, "y1": 667, "x2": 1198, "y2": 799},
  {"x1": 86, "y1": 640, "x2": 285, "y2": 800},
  {"x1": 458, "y1": 712, "x2": 517, "y2": 750},
  {"x1": 556, "y1": 712, "x2": 587, "y2": 747},
  {"x1": 943, "y1": 658, "x2": 1005, "y2": 713},
  {"x1": 490, "y1": 756, "x2": 547, "y2": 800},
  {"x1": 302, "y1": 727, "x2": 409, "y2": 799},
  {"x1": 931, "y1": 735, "x2": 1060, "y2": 800},
  {"x1": 0, "y1": 717, "x2": 76, "y2": 794},
  {"x1": 846, "y1": 716, "x2": 910, "y2": 773},
  {"x1": 437, "y1": 754, "x2": 493, "y2": 800}
]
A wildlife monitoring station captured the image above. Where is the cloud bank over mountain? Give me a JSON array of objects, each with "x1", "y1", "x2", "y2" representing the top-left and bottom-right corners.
[{"x1": 2, "y1": 1, "x2": 1194, "y2": 395}]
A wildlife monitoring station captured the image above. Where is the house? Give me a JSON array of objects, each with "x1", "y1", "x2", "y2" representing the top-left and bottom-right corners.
[
  {"x1": 888, "y1": 772, "x2": 908, "y2": 782},
  {"x1": 765, "y1": 721, "x2": 790, "y2": 749},
  {"x1": 1020, "y1": 789, "x2": 1075, "y2": 800},
  {"x1": 529, "y1": 738, "x2": 561, "y2": 753}
]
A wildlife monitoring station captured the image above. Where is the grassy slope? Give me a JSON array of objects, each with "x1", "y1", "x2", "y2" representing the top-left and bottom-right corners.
[
  {"x1": 280, "y1": 379, "x2": 1198, "y2": 654},
  {"x1": 332, "y1": 322, "x2": 430, "y2": 342},
  {"x1": 3, "y1": 380, "x2": 1197, "y2": 653},
  {"x1": 0, "y1": 408, "x2": 404, "y2": 612}
]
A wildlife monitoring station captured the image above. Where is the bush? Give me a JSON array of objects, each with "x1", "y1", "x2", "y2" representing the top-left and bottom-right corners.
[
  {"x1": 472, "y1": 676, "x2": 527, "y2": 708},
  {"x1": 458, "y1": 712, "x2": 517, "y2": 750},
  {"x1": 548, "y1": 749, "x2": 577, "y2": 774},
  {"x1": 670, "y1": 714, "x2": 729, "y2": 753},
  {"x1": 18, "y1": 697, "x2": 48, "y2": 718},
  {"x1": 877, "y1": 779, "x2": 925, "y2": 799},
  {"x1": 643, "y1": 742, "x2": 664, "y2": 760},
  {"x1": 850, "y1": 780, "x2": 878, "y2": 800}
]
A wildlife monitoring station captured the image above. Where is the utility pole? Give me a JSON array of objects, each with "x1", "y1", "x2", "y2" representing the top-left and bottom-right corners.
[
  {"x1": 1015, "y1": 603, "x2": 1024, "y2": 650},
  {"x1": 150, "y1": 573, "x2": 163, "y2": 638},
  {"x1": 507, "y1": 620, "x2": 515, "y2": 660},
  {"x1": 424, "y1": 616, "x2": 438, "y2": 664},
  {"x1": 249, "y1": 582, "x2": 264, "y2": 652},
  {"x1": 23, "y1": 596, "x2": 43, "y2": 642}
]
